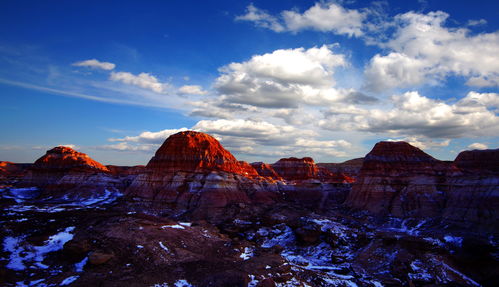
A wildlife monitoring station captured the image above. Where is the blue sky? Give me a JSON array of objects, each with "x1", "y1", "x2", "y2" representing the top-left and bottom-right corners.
[{"x1": 1, "y1": 0, "x2": 498, "y2": 165}]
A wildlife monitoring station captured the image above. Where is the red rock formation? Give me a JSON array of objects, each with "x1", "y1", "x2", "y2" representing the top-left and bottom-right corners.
[
  {"x1": 21, "y1": 147, "x2": 122, "y2": 200},
  {"x1": 443, "y1": 148, "x2": 499, "y2": 227},
  {"x1": 346, "y1": 142, "x2": 499, "y2": 228},
  {"x1": 251, "y1": 162, "x2": 282, "y2": 180},
  {"x1": 0, "y1": 161, "x2": 31, "y2": 179},
  {"x1": 454, "y1": 148, "x2": 499, "y2": 173},
  {"x1": 126, "y1": 131, "x2": 277, "y2": 221},
  {"x1": 270, "y1": 157, "x2": 353, "y2": 183},
  {"x1": 33, "y1": 146, "x2": 109, "y2": 173},
  {"x1": 271, "y1": 157, "x2": 319, "y2": 181},
  {"x1": 146, "y1": 131, "x2": 258, "y2": 177},
  {"x1": 317, "y1": 158, "x2": 363, "y2": 179},
  {"x1": 106, "y1": 165, "x2": 146, "y2": 176},
  {"x1": 345, "y1": 141, "x2": 452, "y2": 217}
]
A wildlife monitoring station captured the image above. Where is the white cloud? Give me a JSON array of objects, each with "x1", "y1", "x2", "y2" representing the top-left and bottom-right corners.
[
  {"x1": 178, "y1": 85, "x2": 208, "y2": 95},
  {"x1": 467, "y1": 19, "x2": 487, "y2": 27},
  {"x1": 97, "y1": 142, "x2": 158, "y2": 152},
  {"x1": 281, "y1": 2, "x2": 365, "y2": 37},
  {"x1": 103, "y1": 120, "x2": 353, "y2": 162},
  {"x1": 110, "y1": 71, "x2": 169, "y2": 93},
  {"x1": 235, "y1": 4, "x2": 284, "y2": 32},
  {"x1": 320, "y1": 91, "x2": 499, "y2": 139},
  {"x1": 467, "y1": 142, "x2": 488, "y2": 150},
  {"x1": 72, "y1": 59, "x2": 115, "y2": 70},
  {"x1": 109, "y1": 128, "x2": 188, "y2": 144},
  {"x1": 236, "y1": 3, "x2": 366, "y2": 37},
  {"x1": 365, "y1": 11, "x2": 499, "y2": 91},
  {"x1": 214, "y1": 45, "x2": 376, "y2": 109}
]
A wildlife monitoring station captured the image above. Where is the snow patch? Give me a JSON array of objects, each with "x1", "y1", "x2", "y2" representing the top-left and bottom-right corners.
[
  {"x1": 60, "y1": 275, "x2": 79, "y2": 286},
  {"x1": 444, "y1": 235, "x2": 463, "y2": 247},
  {"x1": 240, "y1": 247, "x2": 254, "y2": 260},
  {"x1": 75, "y1": 256, "x2": 88, "y2": 272},
  {"x1": 3, "y1": 226, "x2": 75, "y2": 271},
  {"x1": 174, "y1": 279, "x2": 193, "y2": 287},
  {"x1": 159, "y1": 241, "x2": 169, "y2": 253}
]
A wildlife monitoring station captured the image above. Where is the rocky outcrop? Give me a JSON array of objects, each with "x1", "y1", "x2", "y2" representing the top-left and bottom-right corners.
[
  {"x1": 106, "y1": 165, "x2": 146, "y2": 176},
  {"x1": 251, "y1": 162, "x2": 282, "y2": 180},
  {"x1": 23, "y1": 146, "x2": 110, "y2": 186},
  {"x1": 126, "y1": 131, "x2": 277, "y2": 221},
  {"x1": 271, "y1": 157, "x2": 319, "y2": 181},
  {"x1": 346, "y1": 142, "x2": 499, "y2": 228},
  {"x1": 271, "y1": 157, "x2": 354, "y2": 183},
  {"x1": 443, "y1": 149, "x2": 499, "y2": 228},
  {"x1": 454, "y1": 149, "x2": 499, "y2": 173},
  {"x1": 345, "y1": 141, "x2": 453, "y2": 217},
  {"x1": 317, "y1": 158, "x2": 363, "y2": 179},
  {"x1": 146, "y1": 131, "x2": 258, "y2": 177},
  {"x1": 20, "y1": 147, "x2": 122, "y2": 200}
]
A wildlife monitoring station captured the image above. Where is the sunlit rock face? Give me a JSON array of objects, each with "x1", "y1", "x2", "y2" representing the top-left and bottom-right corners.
[
  {"x1": 346, "y1": 142, "x2": 499, "y2": 228},
  {"x1": 22, "y1": 146, "x2": 110, "y2": 187},
  {"x1": 272, "y1": 157, "x2": 319, "y2": 181},
  {"x1": 20, "y1": 146, "x2": 122, "y2": 201},
  {"x1": 251, "y1": 162, "x2": 283, "y2": 181},
  {"x1": 126, "y1": 131, "x2": 278, "y2": 221},
  {"x1": 147, "y1": 131, "x2": 258, "y2": 177}
]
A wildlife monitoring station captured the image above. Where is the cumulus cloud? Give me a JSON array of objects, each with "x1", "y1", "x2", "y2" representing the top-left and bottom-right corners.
[
  {"x1": 178, "y1": 85, "x2": 208, "y2": 95},
  {"x1": 320, "y1": 91, "x2": 499, "y2": 139},
  {"x1": 236, "y1": 2, "x2": 365, "y2": 37},
  {"x1": 192, "y1": 119, "x2": 351, "y2": 159},
  {"x1": 365, "y1": 11, "x2": 499, "y2": 91},
  {"x1": 467, "y1": 142, "x2": 488, "y2": 150},
  {"x1": 102, "y1": 120, "x2": 353, "y2": 161},
  {"x1": 72, "y1": 59, "x2": 115, "y2": 70},
  {"x1": 110, "y1": 71, "x2": 169, "y2": 93},
  {"x1": 214, "y1": 45, "x2": 375, "y2": 109}
]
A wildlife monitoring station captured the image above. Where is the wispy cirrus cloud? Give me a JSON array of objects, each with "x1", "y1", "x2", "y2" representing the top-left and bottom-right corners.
[{"x1": 72, "y1": 59, "x2": 116, "y2": 70}]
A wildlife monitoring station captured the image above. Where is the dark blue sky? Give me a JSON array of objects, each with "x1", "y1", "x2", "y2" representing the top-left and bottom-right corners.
[{"x1": 1, "y1": 0, "x2": 498, "y2": 164}]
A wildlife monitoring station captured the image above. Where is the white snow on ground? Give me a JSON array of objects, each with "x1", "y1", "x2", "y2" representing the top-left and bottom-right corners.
[
  {"x1": 3, "y1": 227, "x2": 75, "y2": 271},
  {"x1": 161, "y1": 224, "x2": 185, "y2": 229},
  {"x1": 247, "y1": 275, "x2": 259, "y2": 287},
  {"x1": 136, "y1": 245, "x2": 144, "y2": 249},
  {"x1": 179, "y1": 222, "x2": 192, "y2": 227},
  {"x1": 259, "y1": 224, "x2": 295, "y2": 248},
  {"x1": 75, "y1": 256, "x2": 88, "y2": 272},
  {"x1": 60, "y1": 275, "x2": 79, "y2": 286},
  {"x1": 6, "y1": 189, "x2": 122, "y2": 213},
  {"x1": 444, "y1": 235, "x2": 463, "y2": 247},
  {"x1": 159, "y1": 241, "x2": 170, "y2": 253},
  {"x1": 408, "y1": 260, "x2": 433, "y2": 282},
  {"x1": 381, "y1": 218, "x2": 427, "y2": 236},
  {"x1": 174, "y1": 279, "x2": 193, "y2": 287},
  {"x1": 240, "y1": 247, "x2": 254, "y2": 260},
  {"x1": 3, "y1": 187, "x2": 39, "y2": 203},
  {"x1": 14, "y1": 279, "x2": 49, "y2": 287},
  {"x1": 254, "y1": 222, "x2": 359, "y2": 286},
  {"x1": 440, "y1": 261, "x2": 481, "y2": 287}
]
